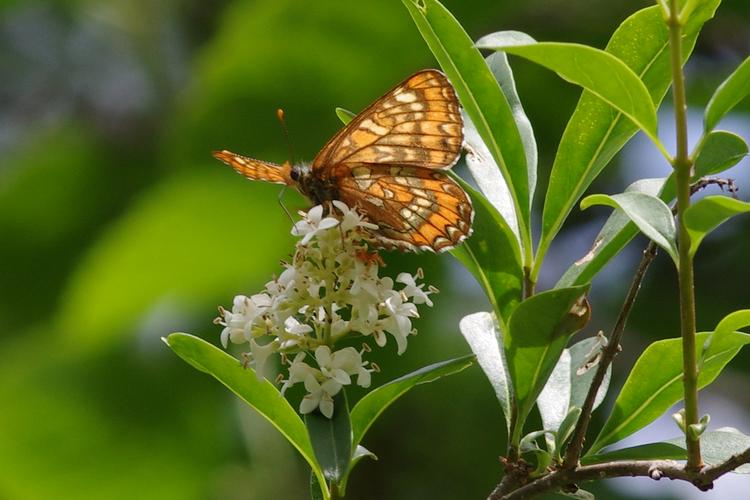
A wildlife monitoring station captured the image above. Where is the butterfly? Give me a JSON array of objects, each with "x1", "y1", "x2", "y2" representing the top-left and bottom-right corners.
[{"x1": 213, "y1": 69, "x2": 473, "y2": 253}]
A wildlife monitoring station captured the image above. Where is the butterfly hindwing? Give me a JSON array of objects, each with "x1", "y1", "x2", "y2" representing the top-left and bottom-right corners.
[
  {"x1": 333, "y1": 163, "x2": 473, "y2": 253},
  {"x1": 312, "y1": 70, "x2": 463, "y2": 172}
]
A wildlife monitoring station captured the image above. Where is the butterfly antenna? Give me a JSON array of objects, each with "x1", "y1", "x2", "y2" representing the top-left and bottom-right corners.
[
  {"x1": 277, "y1": 185, "x2": 295, "y2": 226},
  {"x1": 276, "y1": 108, "x2": 296, "y2": 165}
]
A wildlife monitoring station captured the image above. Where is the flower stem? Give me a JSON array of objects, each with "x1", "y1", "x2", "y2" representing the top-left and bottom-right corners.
[{"x1": 668, "y1": 0, "x2": 702, "y2": 470}]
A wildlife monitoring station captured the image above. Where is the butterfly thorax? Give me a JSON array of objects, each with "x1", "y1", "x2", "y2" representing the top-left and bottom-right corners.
[{"x1": 290, "y1": 163, "x2": 339, "y2": 204}]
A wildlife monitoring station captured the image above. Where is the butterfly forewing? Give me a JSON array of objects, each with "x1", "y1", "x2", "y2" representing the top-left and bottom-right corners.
[
  {"x1": 312, "y1": 70, "x2": 463, "y2": 171},
  {"x1": 333, "y1": 163, "x2": 473, "y2": 253},
  {"x1": 213, "y1": 150, "x2": 292, "y2": 185}
]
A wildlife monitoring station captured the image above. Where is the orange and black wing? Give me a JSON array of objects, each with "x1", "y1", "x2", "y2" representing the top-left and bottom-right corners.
[
  {"x1": 333, "y1": 163, "x2": 473, "y2": 253},
  {"x1": 213, "y1": 150, "x2": 293, "y2": 185},
  {"x1": 312, "y1": 70, "x2": 463, "y2": 171}
]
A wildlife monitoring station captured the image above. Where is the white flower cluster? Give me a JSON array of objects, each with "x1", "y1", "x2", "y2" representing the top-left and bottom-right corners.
[{"x1": 215, "y1": 201, "x2": 436, "y2": 418}]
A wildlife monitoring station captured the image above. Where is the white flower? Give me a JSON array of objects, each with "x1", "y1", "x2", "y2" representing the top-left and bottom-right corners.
[
  {"x1": 280, "y1": 353, "x2": 315, "y2": 396},
  {"x1": 217, "y1": 202, "x2": 436, "y2": 418},
  {"x1": 382, "y1": 292, "x2": 419, "y2": 355},
  {"x1": 249, "y1": 338, "x2": 276, "y2": 378},
  {"x1": 217, "y1": 296, "x2": 253, "y2": 347},
  {"x1": 397, "y1": 271, "x2": 435, "y2": 307},
  {"x1": 278, "y1": 317, "x2": 313, "y2": 350},
  {"x1": 291, "y1": 204, "x2": 340, "y2": 244},
  {"x1": 332, "y1": 200, "x2": 378, "y2": 233},
  {"x1": 300, "y1": 376, "x2": 341, "y2": 418}
]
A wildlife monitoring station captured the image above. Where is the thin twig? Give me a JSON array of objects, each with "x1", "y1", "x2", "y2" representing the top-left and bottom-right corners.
[
  {"x1": 561, "y1": 242, "x2": 658, "y2": 469},
  {"x1": 690, "y1": 177, "x2": 738, "y2": 196},
  {"x1": 491, "y1": 446, "x2": 750, "y2": 500}
]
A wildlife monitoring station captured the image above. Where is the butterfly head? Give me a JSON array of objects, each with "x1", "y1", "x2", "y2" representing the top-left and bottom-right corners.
[
  {"x1": 288, "y1": 163, "x2": 309, "y2": 183},
  {"x1": 290, "y1": 163, "x2": 339, "y2": 205}
]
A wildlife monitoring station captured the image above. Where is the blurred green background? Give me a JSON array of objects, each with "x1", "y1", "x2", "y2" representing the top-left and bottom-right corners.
[{"x1": 2, "y1": 1, "x2": 750, "y2": 499}]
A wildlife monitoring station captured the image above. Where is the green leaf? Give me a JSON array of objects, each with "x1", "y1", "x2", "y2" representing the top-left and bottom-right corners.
[
  {"x1": 450, "y1": 178, "x2": 523, "y2": 326},
  {"x1": 684, "y1": 195, "x2": 750, "y2": 257},
  {"x1": 463, "y1": 51, "x2": 539, "y2": 243},
  {"x1": 349, "y1": 355, "x2": 473, "y2": 450},
  {"x1": 586, "y1": 428, "x2": 750, "y2": 473},
  {"x1": 538, "y1": 336, "x2": 611, "y2": 433},
  {"x1": 335, "y1": 107, "x2": 355, "y2": 125},
  {"x1": 350, "y1": 445, "x2": 377, "y2": 468},
  {"x1": 581, "y1": 192, "x2": 678, "y2": 264},
  {"x1": 557, "y1": 178, "x2": 666, "y2": 288},
  {"x1": 704, "y1": 309, "x2": 750, "y2": 361},
  {"x1": 560, "y1": 129, "x2": 745, "y2": 288},
  {"x1": 339, "y1": 445, "x2": 377, "y2": 494},
  {"x1": 402, "y1": 0, "x2": 533, "y2": 257},
  {"x1": 462, "y1": 115, "x2": 519, "y2": 242},
  {"x1": 537, "y1": 2, "x2": 720, "y2": 273},
  {"x1": 310, "y1": 473, "x2": 325, "y2": 500},
  {"x1": 705, "y1": 54, "x2": 750, "y2": 132},
  {"x1": 483, "y1": 50, "x2": 538, "y2": 212},
  {"x1": 506, "y1": 285, "x2": 591, "y2": 440},
  {"x1": 519, "y1": 430, "x2": 555, "y2": 476},
  {"x1": 582, "y1": 442, "x2": 687, "y2": 465},
  {"x1": 476, "y1": 33, "x2": 659, "y2": 147},
  {"x1": 557, "y1": 488, "x2": 595, "y2": 500},
  {"x1": 164, "y1": 333, "x2": 327, "y2": 494},
  {"x1": 671, "y1": 428, "x2": 750, "y2": 473},
  {"x1": 588, "y1": 331, "x2": 750, "y2": 455},
  {"x1": 555, "y1": 407, "x2": 583, "y2": 458},
  {"x1": 694, "y1": 131, "x2": 749, "y2": 176},
  {"x1": 459, "y1": 312, "x2": 512, "y2": 431},
  {"x1": 305, "y1": 392, "x2": 352, "y2": 486}
]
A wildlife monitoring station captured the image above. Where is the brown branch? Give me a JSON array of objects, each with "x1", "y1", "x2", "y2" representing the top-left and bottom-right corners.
[
  {"x1": 489, "y1": 447, "x2": 750, "y2": 500},
  {"x1": 559, "y1": 175, "x2": 735, "y2": 470},
  {"x1": 561, "y1": 241, "x2": 659, "y2": 469}
]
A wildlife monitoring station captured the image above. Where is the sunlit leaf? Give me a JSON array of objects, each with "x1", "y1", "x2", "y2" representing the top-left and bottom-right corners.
[
  {"x1": 536, "y1": 2, "x2": 720, "y2": 271},
  {"x1": 450, "y1": 179, "x2": 523, "y2": 326},
  {"x1": 401, "y1": 0, "x2": 533, "y2": 254},
  {"x1": 476, "y1": 32, "x2": 659, "y2": 146},
  {"x1": 557, "y1": 178, "x2": 666, "y2": 288},
  {"x1": 482, "y1": 50, "x2": 538, "y2": 217},
  {"x1": 581, "y1": 192, "x2": 678, "y2": 264},
  {"x1": 588, "y1": 331, "x2": 750, "y2": 455},
  {"x1": 506, "y1": 285, "x2": 590, "y2": 438},
  {"x1": 459, "y1": 312, "x2": 511, "y2": 431},
  {"x1": 538, "y1": 336, "x2": 611, "y2": 433}
]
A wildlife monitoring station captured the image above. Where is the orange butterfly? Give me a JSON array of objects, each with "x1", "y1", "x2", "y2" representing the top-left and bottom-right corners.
[{"x1": 213, "y1": 70, "x2": 473, "y2": 253}]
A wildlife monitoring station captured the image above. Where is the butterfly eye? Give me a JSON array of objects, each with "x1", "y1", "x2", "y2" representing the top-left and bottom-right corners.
[{"x1": 290, "y1": 168, "x2": 301, "y2": 181}]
